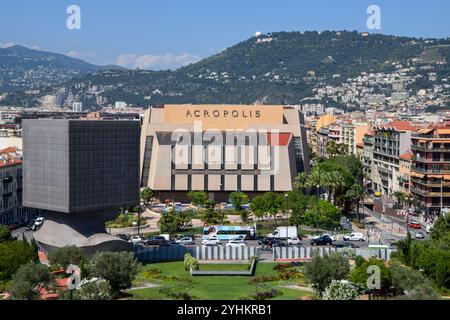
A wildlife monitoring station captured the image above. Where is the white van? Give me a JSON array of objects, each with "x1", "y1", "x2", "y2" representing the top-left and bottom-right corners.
[{"x1": 343, "y1": 232, "x2": 366, "y2": 241}]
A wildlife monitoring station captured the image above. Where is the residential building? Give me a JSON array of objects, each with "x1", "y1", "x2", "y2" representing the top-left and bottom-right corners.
[
  {"x1": 411, "y1": 126, "x2": 450, "y2": 216},
  {"x1": 399, "y1": 151, "x2": 413, "y2": 195},
  {"x1": 0, "y1": 147, "x2": 35, "y2": 225},
  {"x1": 371, "y1": 121, "x2": 417, "y2": 196}
]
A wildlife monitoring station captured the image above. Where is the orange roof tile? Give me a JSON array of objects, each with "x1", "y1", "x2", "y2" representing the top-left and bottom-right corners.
[{"x1": 400, "y1": 150, "x2": 414, "y2": 160}]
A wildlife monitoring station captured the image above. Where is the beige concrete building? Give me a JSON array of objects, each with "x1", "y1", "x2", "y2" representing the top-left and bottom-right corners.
[{"x1": 140, "y1": 104, "x2": 310, "y2": 202}]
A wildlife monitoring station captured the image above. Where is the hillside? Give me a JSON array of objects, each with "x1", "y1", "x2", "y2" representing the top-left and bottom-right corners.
[
  {"x1": 0, "y1": 45, "x2": 124, "y2": 92},
  {"x1": 1, "y1": 31, "x2": 450, "y2": 109}
]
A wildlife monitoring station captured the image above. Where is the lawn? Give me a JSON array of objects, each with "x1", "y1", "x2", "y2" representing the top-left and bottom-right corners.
[
  {"x1": 130, "y1": 261, "x2": 312, "y2": 300},
  {"x1": 198, "y1": 263, "x2": 251, "y2": 271}
]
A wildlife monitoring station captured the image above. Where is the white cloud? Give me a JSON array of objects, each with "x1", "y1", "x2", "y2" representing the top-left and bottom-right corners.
[
  {"x1": 116, "y1": 53, "x2": 201, "y2": 70},
  {"x1": 0, "y1": 42, "x2": 16, "y2": 48}
]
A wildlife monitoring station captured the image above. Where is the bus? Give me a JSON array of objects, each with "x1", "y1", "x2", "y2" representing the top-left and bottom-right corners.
[{"x1": 202, "y1": 225, "x2": 256, "y2": 241}]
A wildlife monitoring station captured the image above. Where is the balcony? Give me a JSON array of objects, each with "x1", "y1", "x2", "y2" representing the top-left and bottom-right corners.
[
  {"x1": 412, "y1": 145, "x2": 450, "y2": 152},
  {"x1": 414, "y1": 157, "x2": 450, "y2": 164},
  {"x1": 412, "y1": 167, "x2": 450, "y2": 174},
  {"x1": 412, "y1": 188, "x2": 450, "y2": 197}
]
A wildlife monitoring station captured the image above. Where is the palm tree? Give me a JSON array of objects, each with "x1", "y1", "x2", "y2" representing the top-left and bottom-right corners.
[
  {"x1": 325, "y1": 171, "x2": 346, "y2": 205},
  {"x1": 393, "y1": 191, "x2": 406, "y2": 206},
  {"x1": 346, "y1": 183, "x2": 368, "y2": 223},
  {"x1": 294, "y1": 172, "x2": 308, "y2": 191},
  {"x1": 306, "y1": 170, "x2": 326, "y2": 198}
]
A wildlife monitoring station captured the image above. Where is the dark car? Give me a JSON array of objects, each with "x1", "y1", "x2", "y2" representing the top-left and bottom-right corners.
[
  {"x1": 334, "y1": 243, "x2": 360, "y2": 249},
  {"x1": 258, "y1": 237, "x2": 274, "y2": 246},
  {"x1": 143, "y1": 236, "x2": 167, "y2": 246},
  {"x1": 310, "y1": 235, "x2": 333, "y2": 246},
  {"x1": 273, "y1": 242, "x2": 288, "y2": 248},
  {"x1": 25, "y1": 220, "x2": 35, "y2": 231},
  {"x1": 116, "y1": 234, "x2": 130, "y2": 241}
]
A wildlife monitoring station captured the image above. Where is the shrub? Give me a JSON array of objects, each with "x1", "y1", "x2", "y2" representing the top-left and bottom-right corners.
[
  {"x1": 248, "y1": 275, "x2": 280, "y2": 284},
  {"x1": 303, "y1": 252, "x2": 350, "y2": 294},
  {"x1": 0, "y1": 240, "x2": 38, "y2": 282},
  {"x1": 76, "y1": 278, "x2": 113, "y2": 300},
  {"x1": 279, "y1": 269, "x2": 304, "y2": 281},
  {"x1": 48, "y1": 246, "x2": 84, "y2": 270},
  {"x1": 323, "y1": 280, "x2": 361, "y2": 300},
  {"x1": 85, "y1": 252, "x2": 139, "y2": 294},
  {"x1": 9, "y1": 262, "x2": 55, "y2": 300},
  {"x1": 159, "y1": 287, "x2": 199, "y2": 300},
  {"x1": 141, "y1": 268, "x2": 162, "y2": 279},
  {"x1": 183, "y1": 254, "x2": 199, "y2": 271},
  {"x1": 273, "y1": 263, "x2": 292, "y2": 271},
  {"x1": 348, "y1": 257, "x2": 391, "y2": 292},
  {"x1": 252, "y1": 285, "x2": 283, "y2": 300}
]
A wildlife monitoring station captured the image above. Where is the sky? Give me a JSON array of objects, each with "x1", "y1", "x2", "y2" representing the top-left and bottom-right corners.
[{"x1": 0, "y1": 0, "x2": 449, "y2": 70}]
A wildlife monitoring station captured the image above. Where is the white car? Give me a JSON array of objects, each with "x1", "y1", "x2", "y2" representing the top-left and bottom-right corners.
[
  {"x1": 176, "y1": 237, "x2": 194, "y2": 245},
  {"x1": 287, "y1": 237, "x2": 302, "y2": 246},
  {"x1": 202, "y1": 238, "x2": 221, "y2": 246},
  {"x1": 343, "y1": 232, "x2": 366, "y2": 242},
  {"x1": 34, "y1": 217, "x2": 45, "y2": 227},
  {"x1": 128, "y1": 236, "x2": 142, "y2": 244},
  {"x1": 415, "y1": 232, "x2": 425, "y2": 240},
  {"x1": 226, "y1": 240, "x2": 247, "y2": 248}
]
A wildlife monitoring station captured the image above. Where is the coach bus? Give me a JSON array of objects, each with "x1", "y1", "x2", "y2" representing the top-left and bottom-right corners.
[{"x1": 202, "y1": 225, "x2": 256, "y2": 241}]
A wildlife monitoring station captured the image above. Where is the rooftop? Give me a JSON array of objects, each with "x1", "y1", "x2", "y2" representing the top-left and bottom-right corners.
[{"x1": 0, "y1": 147, "x2": 22, "y2": 168}]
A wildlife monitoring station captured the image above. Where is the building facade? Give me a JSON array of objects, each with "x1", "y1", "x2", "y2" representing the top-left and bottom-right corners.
[
  {"x1": 0, "y1": 147, "x2": 35, "y2": 225},
  {"x1": 411, "y1": 126, "x2": 450, "y2": 216},
  {"x1": 371, "y1": 121, "x2": 416, "y2": 196},
  {"x1": 140, "y1": 104, "x2": 310, "y2": 202},
  {"x1": 22, "y1": 119, "x2": 141, "y2": 253}
]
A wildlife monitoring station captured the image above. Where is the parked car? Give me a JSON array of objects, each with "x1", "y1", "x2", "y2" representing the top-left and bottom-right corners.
[
  {"x1": 176, "y1": 237, "x2": 194, "y2": 246},
  {"x1": 273, "y1": 242, "x2": 288, "y2": 248},
  {"x1": 257, "y1": 237, "x2": 273, "y2": 246},
  {"x1": 116, "y1": 234, "x2": 130, "y2": 241},
  {"x1": 143, "y1": 236, "x2": 168, "y2": 246},
  {"x1": 202, "y1": 235, "x2": 220, "y2": 244},
  {"x1": 408, "y1": 222, "x2": 422, "y2": 230},
  {"x1": 128, "y1": 236, "x2": 142, "y2": 244},
  {"x1": 202, "y1": 238, "x2": 221, "y2": 246},
  {"x1": 25, "y1": 220, "x2": 35, "y2": 231},
  {"x1": 202, "y1": 242, "x2": 223, "y2": 248},
  {"x1": 310, "y1": 235, "x2": 333, "y2": 246},
  {"x1": 334, "y1": 243, "x2": 360, "y2": 249},
  {"x1": 287, "y1": 237, "x2": 302, "y2": 246},
  {"x1": 314, "y1": 233, "x2": 336, "y2": 242},
  {"x1": 343, "y1": 232, "x2": 366, "y2": 242},
  {"x1": 34, "y1": 217, "x2": 44, "y2": 228},
  {"x1": 226, "y1": 240, "x2": 247, "y2": 248},
  {"x1": 415, "y1": 231, "x2": 425, "y2": 240}
]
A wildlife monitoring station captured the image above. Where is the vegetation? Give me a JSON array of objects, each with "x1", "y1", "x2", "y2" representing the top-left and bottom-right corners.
[
  {"x1": 303, "y1": 251, "x2": 350, "y2": 294},
  {"x1": 9, "y1": 262, "x2": 55, "y2": 300},
  {"x1": 85, "y1": 252, "x2": 139, "y2": 295},
  {"x1": 322, "y1": 280, "x2": 360, "y2": 300},
  {"x1": 158, "y1": 209, "x2": 194, "y2": 235},
  {"x1": 187, "y1": 191, "x2": 209, "y2": 209},
  {"x1": 76, "y1": 279, "x2": 113, "y2": 300},
  {"x1": 106, "y1": 211, "x2": 145, "y2": 228},
  {"x1": 0, "y1": 225, "x2": 12, "y2": 242},
  {"x1": 183, "y1": 254, "x2": 199, "y2": 272},
  {"x1": 47, "y1": 246, "x2": 84, "y2": 270},
  {"x1": 250, "y1": 192, "x2": 284, "y2": 222},
  {"x1": 140, "y1": 188, "x2": 154, "y2": 206},
  {"x1": 0, "y1": 239, "x2": 38, "y2": 283}
]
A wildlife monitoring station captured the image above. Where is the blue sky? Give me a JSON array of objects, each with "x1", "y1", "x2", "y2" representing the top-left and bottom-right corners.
[{"x1": 1, "y1": 0, "x2": 449, "y2": 69}]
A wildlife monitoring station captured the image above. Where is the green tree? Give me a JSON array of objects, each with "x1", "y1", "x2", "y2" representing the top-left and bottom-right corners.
[
  {"x1": 250, "y1": 196, "x2": 267, "y2": 221},
  {"x1": 348, "y1": 257, "x2": 392, "y2": 292},
  {"x1": 187, "y1": 191, "x2": 209, "y2": 209},
  {"x1": 140, "y1": 188, "x2": 154, "y2": 206},
  {"x1": 389, "y1": 262, "x2": 435, "y2": 296},
  {"x1": 430, "y1": 213, "x2": 450, "y2": 243},
  {"x1": 9, "y1": 262, "x2": 55, "y2": 300},
  {"x1": 303, "y1": 251, "x2": 350, "y2": 294},
  {"x1": 393, "y1": 191, "x2": 406, "y2": 205},
  {"x1": 229, "y1": 191, "x2": 248, "y2": 212},
  {"x1": 158, "y1": 209, "x2": 193, "y2": 235},
  {"x1": 0, "y1": 225, "x2": 12, "y2": 242},
  {"x1": 48, "y1": 246, "x2": 84, "y2": 270},
  {"x1": 346, "y1": 183, "x2": 368, "y2": 223},
  {"x1": 85, "y1": 252, "x2": 139, "y2": 295},
  {"x1": 304, "y1": 200, "x2": 341, "y2": 230},
  {"x1": 284, "y1": 190, "x2": 319, "y2": 228},
  {"x1": 0, "y1": 240, "x2": 38, "y2": 282},
  {"x1": 201, "y1": 200, "x2": 227, "y2": 225},
  {"x1": 293, "y1": 172, "x2": 308, "y2": 191}
]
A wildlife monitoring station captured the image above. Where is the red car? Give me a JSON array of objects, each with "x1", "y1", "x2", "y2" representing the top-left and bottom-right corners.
[{"x1": 408, "y1": 222, "x2": 422, "y2": 230}]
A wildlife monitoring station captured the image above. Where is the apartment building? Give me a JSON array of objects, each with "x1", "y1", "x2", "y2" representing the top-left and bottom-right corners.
[
  {"x1": 371, "y1": 121, "x2": 417, "y2": 196},
  {"x1": 411, "y1": 126, "x2": 450, "y2": 216},
  {"x1": 0, "y1": 147, "x2": 35, "y2": 225}
]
